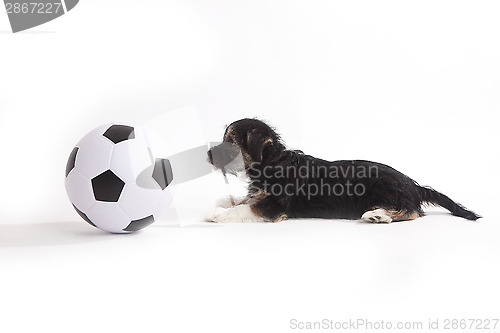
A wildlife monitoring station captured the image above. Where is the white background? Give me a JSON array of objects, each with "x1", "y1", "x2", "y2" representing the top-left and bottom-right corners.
[{"x1": 0, "y1": 1, "x2": 499, "y2": 332}]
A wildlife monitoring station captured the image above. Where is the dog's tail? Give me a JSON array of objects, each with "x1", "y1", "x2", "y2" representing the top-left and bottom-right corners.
[{"x1": 418, "y1": 186, "x2": 481, "y2": 220}]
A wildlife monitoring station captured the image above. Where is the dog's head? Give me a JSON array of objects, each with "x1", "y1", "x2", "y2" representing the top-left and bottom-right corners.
[{"x1": 207, "y1": 118, "x2": 284, "y2": 174}]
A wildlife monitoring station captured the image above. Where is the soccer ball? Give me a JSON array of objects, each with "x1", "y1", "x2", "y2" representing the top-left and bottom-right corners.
[{"x1": 65, "y1": 124, "x2": 173, "y2": 233}]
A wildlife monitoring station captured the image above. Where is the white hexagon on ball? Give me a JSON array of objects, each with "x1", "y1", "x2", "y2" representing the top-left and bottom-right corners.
[{"x1": 65, "y1": 124, "x2": 173, "y2": 233}]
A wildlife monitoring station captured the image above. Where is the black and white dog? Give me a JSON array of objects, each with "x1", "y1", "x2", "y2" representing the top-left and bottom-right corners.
[{"x1": 206, "y1": 118, "x2": 480, "y2": 223}]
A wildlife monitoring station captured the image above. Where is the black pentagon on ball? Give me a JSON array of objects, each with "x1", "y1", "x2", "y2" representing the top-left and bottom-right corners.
[
  {"x1": 103, "y1": 124, "x2": 135, "y2": 144},
  {"x1": 66, "y1": 147, "x2": 79, "y2": 177},
  {"x1": 91, "y1": 170, "x2": 125, "y2": 202},
  {"x1": 152, "y1": 158, "x2": 173, "y2": 190},
  {"x1": 123, "y1": 215, "x2": 155, "y2": 232},
  {"x1": 72, "y1": 204, "x2": 97, "y2": 228}
]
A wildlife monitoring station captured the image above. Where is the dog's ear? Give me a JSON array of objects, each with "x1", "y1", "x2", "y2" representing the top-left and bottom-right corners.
[{"x1": 247, "y1": 129, "x2": 274, "y2": 163}]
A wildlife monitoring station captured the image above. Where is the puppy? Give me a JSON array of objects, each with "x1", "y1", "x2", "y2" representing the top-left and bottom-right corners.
[{"x1": 206, "y1": 118, "x2": 480, "y2": 223}]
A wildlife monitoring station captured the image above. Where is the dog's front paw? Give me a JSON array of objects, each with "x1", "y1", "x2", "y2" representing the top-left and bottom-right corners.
[
  {"x1": 361, "y1": 209, "x2": 393, "y2": 224},
  {"x1": 205, "y1": 205, "x2": 267, "y2": 223},
  {"x1": 204, "y1": 207, "x2": 245, "y2": 223},
  {"x1": 204, "y1": 207, "x2": 228, "y2": 223},
  {"x1": 215, "y1": 196, "x2": 245, "y2": 208}
]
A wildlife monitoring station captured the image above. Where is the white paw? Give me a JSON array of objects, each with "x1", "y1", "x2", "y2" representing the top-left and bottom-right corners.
[
  {"x1": 205, "y1": 205, "x2": 267, "y2": 223},
  {"x1": 204, "y1": 207, "x2": 227, "y2": 223},
  {"x1": 215, "y1": 196, "x2": 247, "y2": 208},
  {"x1": 361, "y1": 209, "x2": 393, "y2": 224}
]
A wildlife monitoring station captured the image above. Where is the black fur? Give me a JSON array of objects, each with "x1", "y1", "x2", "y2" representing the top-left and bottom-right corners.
[{"x1": 208, "y1": 118, "x2": 480, "y2": 222}]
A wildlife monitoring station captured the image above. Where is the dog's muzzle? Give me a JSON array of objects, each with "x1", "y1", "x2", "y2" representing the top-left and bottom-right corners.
[{"x1": 207, "y1": 142, "x2": 245, "y2": 174}]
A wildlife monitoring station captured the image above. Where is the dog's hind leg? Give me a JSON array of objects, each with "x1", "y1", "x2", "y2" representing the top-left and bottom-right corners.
[{"x1": 361, "y1": 208, "x2": 419, "y2": 223}]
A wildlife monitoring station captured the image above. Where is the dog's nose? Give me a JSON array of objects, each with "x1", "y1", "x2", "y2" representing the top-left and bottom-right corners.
[{"x1": 207, "y1": 149, "x2": 213, "y2": 164}]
